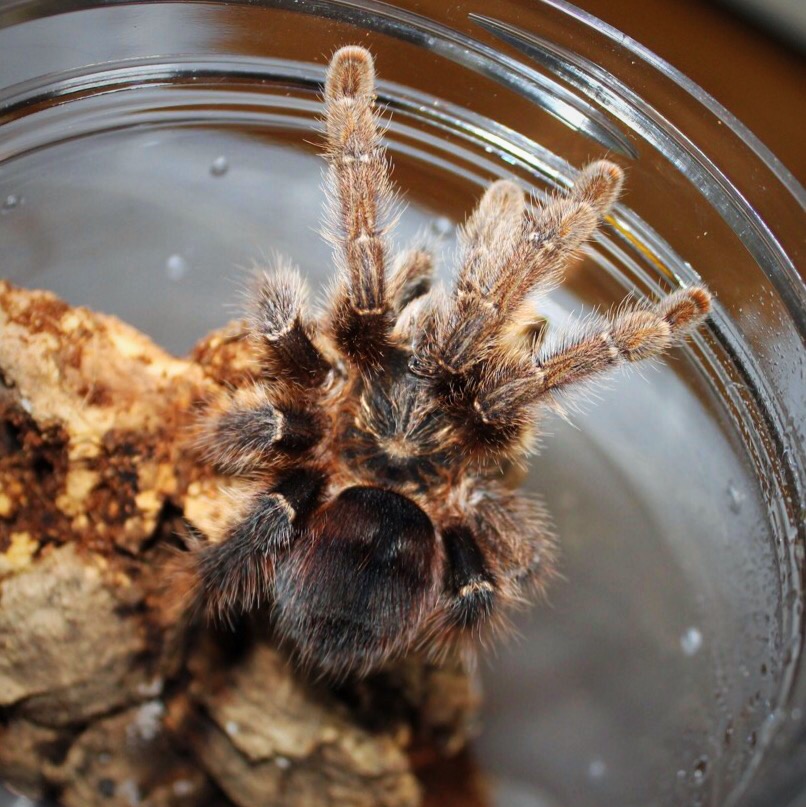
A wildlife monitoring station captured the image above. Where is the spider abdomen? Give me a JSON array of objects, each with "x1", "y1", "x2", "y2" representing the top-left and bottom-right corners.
[{"x1": 273, "y1": 486, "x2": 439, "y2": 676}]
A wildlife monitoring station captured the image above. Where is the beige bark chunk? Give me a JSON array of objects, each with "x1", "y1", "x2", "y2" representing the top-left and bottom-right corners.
[
  {"x1": 0, "y1": 282, "x2": 482, "y2": 806},
  {"x1": 55, "y1": 707, "x2": 211, "y2": 807},
  {"x1": 0, "y1": 544, "x2": 150, "y2": 725},
  {"x1": 188, "y1": 643, "x2": 420, "y2": 807}
]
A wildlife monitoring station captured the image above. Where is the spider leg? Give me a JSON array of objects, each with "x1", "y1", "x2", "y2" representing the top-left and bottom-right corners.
[
  {"x1": 411, "y1": 161, "x2": 621, "y2": 383},
  {"x1": 248, "y1": 266, "x2": 330, "y2": 387},
  {"x1": 454, "y1": 178, "x2": 526, "y2": 299},
  {"x1": 388, "y1": 245, "x2": 435, "y2": 313},
  {"x1": 188, "y1": 468, "x2": 324, "y2": 625},
  {"x1": 501, "y1": 301, "x2": 550, "y2": 354},
  {"x1": 569, "y1": 158, "x2": 625, "y2": 215},
  {"x1": 195, "y1": 385, "x2": 323, "y2": 476},
  {"x1": 411, "y1": 162, "x2": 711, "y2": 456},
  {"x1": 440, "y1": 524, "x2": 497, "y2": 633},
  {"x1": 425, "y1": 488, "x2": 555, "y2": 660},
  {"x1": 534, "y1": 287, "x2": 712, "y2": 398},
  {"x1": 471, "y1": 287, "x2": 712, "y2": 454},
  {"x1": 471, "y1": 486, "x2": 557, "y2": 598},
  {"x1": 323, "y1": 46, "x2": 395, "y2": 370}
]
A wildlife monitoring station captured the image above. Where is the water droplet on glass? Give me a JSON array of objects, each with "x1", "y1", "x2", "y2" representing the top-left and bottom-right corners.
[
  {"x1": 166, "y1": 254, "x2": 188, "y2": 281},
  {"x1": 676, "y1": 769, "x2": 687, "y2": 781},
  {"x1": 693, "y1": 756, "x2": 709, "y2": 783},
  {"x1": 727, "y1": 482, "x2": 745, "y2": 513},
  {"x1": 210, "y1": 155, "x2": 229, "y2": 177},
  {"x1": 680, "y1": 626, "x2": 703, "y2": 656},
  {"x1": 430, "y1": 216, "x2": 453, "y2": 238},
  {"x1": 588, "y1": 759, "x2": 606, "y2": 780},
  {"x1": 2, "y1": 194, "x2": 20, "y2": 213}
]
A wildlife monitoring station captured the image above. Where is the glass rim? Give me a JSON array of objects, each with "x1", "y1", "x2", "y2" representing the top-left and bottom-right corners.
[
  {"x1": 2, "y1": 0, "x2": 803, "y2": 312},
  {"x1": 539, "y1": 0, "x2": 804, "y2": 204},
  {"x1": 0, "y1": 1, "x2": 803, "y2": 803}
]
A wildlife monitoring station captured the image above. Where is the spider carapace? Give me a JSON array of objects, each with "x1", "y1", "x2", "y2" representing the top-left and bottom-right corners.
[{"x1": 187, "y1": 46, "x2": 712, "y2": 678}]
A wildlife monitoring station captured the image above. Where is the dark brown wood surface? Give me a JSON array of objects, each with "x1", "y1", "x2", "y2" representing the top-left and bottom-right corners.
[{"x1": 576, "y1": 0, "x2": 805, "y2": 183}]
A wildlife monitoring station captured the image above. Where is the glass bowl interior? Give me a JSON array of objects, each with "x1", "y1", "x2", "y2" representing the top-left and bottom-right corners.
[{"x1": 0, "y1": 2, "x2": 803, "y2": 807}]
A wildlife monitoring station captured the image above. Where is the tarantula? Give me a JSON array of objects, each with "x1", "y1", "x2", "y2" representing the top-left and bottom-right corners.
[{"x1": 186, "y1": 46, "x2": 712, "y2": 678}]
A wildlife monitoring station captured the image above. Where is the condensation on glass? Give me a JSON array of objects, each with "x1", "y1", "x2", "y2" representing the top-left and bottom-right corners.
[{"x1": 0, "y1": 2, "x2": 803, "y2": 806}]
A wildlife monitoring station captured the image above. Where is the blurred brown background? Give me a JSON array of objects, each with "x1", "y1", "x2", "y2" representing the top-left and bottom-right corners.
[{"x1": 575, "y1": 0, "x2": 806, "y2": 184}]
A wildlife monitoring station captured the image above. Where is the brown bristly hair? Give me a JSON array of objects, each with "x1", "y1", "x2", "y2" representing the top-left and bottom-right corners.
[{"x1": 179, "y1": 45, "x2": 712, "y2": 679}]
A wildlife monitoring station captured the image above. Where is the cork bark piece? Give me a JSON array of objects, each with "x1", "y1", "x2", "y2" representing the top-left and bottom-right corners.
[{"x1": 0, "y1": 281, "x2": 483, "y2": 807}]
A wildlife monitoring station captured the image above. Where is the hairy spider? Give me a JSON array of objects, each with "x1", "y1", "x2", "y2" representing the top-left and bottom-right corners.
[{"x1": 185, "y1": 46, "x2": 712, "y2": 678}]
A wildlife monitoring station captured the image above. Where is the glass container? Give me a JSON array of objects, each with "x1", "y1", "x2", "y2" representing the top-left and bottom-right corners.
[{"x1": 0, "y1": 2, "x2": 803, "y2": 806}]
